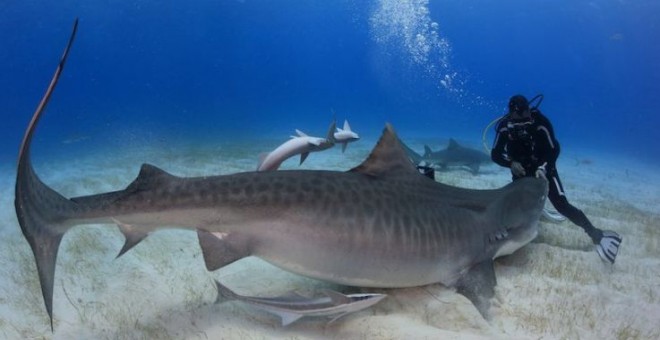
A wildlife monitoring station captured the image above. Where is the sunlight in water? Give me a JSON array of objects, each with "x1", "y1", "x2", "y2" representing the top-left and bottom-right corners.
[
  {"x1": 369, "y1": 0, "x2": 455, "y2": 89},
  {"x1": 369, "y1": 0, "x2": 491, "y2": 109}
]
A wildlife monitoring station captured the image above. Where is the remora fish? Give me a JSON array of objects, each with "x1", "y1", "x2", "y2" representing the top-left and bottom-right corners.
[
  {"x1": 15, "y1": 20, "x2": 548, "y2": 330},
  {"x1": 333, "y1": 119, "x2": 360, "y2": 153},
  {"x1": 257, "y1": 124, "x2": 336, "y2": 171},
  {"x1": 215, "y1": 280, "x2": 386, "y2": 326}
]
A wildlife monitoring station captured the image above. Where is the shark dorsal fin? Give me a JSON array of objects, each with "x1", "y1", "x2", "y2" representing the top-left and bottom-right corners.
[
  {"x1": 127, "y1": 163, "x2": 178, "y2": 192},
  {"x1": 349, "y1": 124, "x2": 418, "y2": 178},
  {"x1": 343, "y1": 119, "x2": 351, "y2": 132},
  {"x1": 448, "y1": 138, "x2": 459, "y2": 149}
]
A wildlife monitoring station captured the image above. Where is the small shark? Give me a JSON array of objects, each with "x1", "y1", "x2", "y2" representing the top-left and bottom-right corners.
[
  {"x1": 257, "y1": 124, "x2": 335, "y2": 171},
  {"x1": 215, "y1": 280, "x2": 386, "y2": 326},
  {"x1": 15, "y1": 20, "x2": 548, "y2": 330},
  {"x1": 333, "y1": 120, "x2": 360, "y2": 153},
  {"x1": 401, "y1": 138, "x2": 492, "y2": 174}
]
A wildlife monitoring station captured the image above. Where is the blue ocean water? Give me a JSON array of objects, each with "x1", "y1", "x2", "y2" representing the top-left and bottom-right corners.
[{"x1": 1, "y1": 0, "x2": 658, "y2": 165}]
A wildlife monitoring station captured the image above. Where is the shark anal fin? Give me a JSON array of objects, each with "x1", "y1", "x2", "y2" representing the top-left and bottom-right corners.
[
  {"x1": 197, "y1": 229, "x2": 250, "y2": 271},
  {"x1": 113, "y1": 218, "x2": 148, "y2": 258},
  {"x1": 455, "y1": 260, "x2": 496, "y2": 319}
]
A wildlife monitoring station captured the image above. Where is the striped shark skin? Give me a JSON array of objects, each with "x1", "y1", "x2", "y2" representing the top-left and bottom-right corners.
[
  {"x1": 215, "y1": 280, "x2": 386, "y2": 326},
  {"x1": 15, "y1": 20, "x2": 548, "y2": 330}
]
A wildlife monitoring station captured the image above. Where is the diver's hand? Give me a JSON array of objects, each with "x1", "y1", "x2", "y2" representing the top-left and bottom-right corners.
[
  {"x1": 596, "y1": 230, "x2": 622, "y2": 264},
  {"x1": 535, "y1": 163, "x2": 547, "y2": 179},
  {"x1": 510, "y1": 161, "x2": 526, "y2": 177}
]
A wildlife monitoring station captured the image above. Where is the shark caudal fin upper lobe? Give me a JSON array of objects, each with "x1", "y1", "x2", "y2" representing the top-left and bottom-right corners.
[{"x1": 14, "y1": 19, "x2": 79, "y2": 331}]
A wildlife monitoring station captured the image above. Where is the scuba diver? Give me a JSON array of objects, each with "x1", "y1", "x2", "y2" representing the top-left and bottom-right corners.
[{"x1": 491, "y1": 94, "x2": 622, "y2": 264}]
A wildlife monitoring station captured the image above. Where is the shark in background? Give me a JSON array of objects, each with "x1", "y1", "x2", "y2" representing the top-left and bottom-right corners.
[
  {"x1": 15, "y1": 20, "x2": 549, "y2": 330},
  {"x1": 400, "y1": 138, "x2": 492, "y2": 175}
]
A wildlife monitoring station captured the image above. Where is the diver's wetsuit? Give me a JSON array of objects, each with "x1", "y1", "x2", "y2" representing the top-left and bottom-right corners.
[{"x1": 491, "y1": 109, "x2": 603, "y2": 244}]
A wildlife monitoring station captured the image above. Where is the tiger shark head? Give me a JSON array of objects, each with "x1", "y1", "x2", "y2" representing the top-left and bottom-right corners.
[{"x1": 489, "y1": 177, "x2": 548, "y2": 259}]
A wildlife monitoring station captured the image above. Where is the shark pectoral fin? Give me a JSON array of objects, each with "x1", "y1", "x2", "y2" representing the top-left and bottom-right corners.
[
  {"x1": 341, "y1": 142, "x2": 348, "y2": 153},
  {"x1": 455, "y1": 260, "x2": 496, "y2": 319},
  {"x1": 113, "y1": 218, "x2": 148, "y2": 258},
  {"x1": 277, "y1": 311, "x2": 304, "y2": 327},
  {"x1": 197, "y1": 229, "x2": 250, "y2": 271},
  {"x1": 300, "y1": 152, "x2": 310, "y2": 165}
]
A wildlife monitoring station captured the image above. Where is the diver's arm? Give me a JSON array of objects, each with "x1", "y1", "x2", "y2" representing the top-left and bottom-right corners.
[
  {"x1": 535, "y1": 119, "x2": 560, "y2": 164},
  {"x1": 491, "y1": 122, "x2": 512, "y2": 167}
]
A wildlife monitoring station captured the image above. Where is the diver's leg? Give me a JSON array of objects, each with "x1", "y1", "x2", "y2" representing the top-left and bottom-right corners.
[
  {"x1": 546, "y1": 169, "x2": 602, "y2": 243},
  {"x1": 546, "y1": 168, "x2": 622, "y2": 264}
]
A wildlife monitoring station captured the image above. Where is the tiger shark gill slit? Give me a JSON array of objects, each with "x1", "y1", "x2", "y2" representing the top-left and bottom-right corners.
[{"x1": 15, "y1": 19, "x2": 549, "y2": 330}]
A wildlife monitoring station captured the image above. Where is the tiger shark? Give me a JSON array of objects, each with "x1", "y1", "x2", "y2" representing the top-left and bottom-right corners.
[{"x1": 15, "y1": 20, "x2": 548, "y2": 330}]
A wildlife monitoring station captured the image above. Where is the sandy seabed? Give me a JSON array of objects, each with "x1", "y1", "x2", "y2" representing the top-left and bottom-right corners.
[{"x1": 1, "y1": 137, "x2": 659, "y2": 340}]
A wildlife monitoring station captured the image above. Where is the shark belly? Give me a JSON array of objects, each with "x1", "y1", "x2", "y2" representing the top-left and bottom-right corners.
[{"x1": 244, "y1": 211, "x2": 482, "y2": 288}]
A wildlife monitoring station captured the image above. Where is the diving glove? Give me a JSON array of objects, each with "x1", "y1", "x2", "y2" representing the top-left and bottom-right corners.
[
  {"x1": 596, "y1": 230, "x2": 622, "y2": 264},
  {"x1": 535, "y1": 163, "x2": 547, "y2": 179},
  {"x1": 511, "y1": 161, "x2": 526, "y2": 177}
]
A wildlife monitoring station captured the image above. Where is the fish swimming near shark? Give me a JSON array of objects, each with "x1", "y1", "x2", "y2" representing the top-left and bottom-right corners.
[
  {"x1": 15, "y1": 20, "x2": 549, "y2": 330},
  {"x1": 257, "y1": 124, "x2": 336, "y2": 171},
  {"x1": 333, "y1": 119, "x2": 360, "y2": 153},
  {"x1": 215, "y1": 280, "x2": 386, "y2": 326},
  {"x1": 401, "y1": 138, "x2": 492, "y2": 174}
]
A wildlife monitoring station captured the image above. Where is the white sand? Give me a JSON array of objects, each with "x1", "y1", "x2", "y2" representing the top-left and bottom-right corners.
[{"x1": 1, "y1": 137, "x2": 659, "y2": 339}]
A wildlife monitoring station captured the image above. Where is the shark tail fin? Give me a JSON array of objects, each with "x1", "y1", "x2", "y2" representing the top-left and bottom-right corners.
[
  {"x1": 14, "y1": 18, "x2": 79, "y2": 331},
  {"x1": 423, "y1": 145, "x2": 432, "y2": 157}
]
